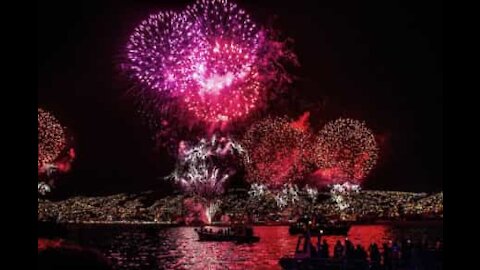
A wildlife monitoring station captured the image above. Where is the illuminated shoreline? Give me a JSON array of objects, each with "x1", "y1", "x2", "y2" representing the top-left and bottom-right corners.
[{"x1": 39, "y1": 190, "x2": 442, "y2": 225}]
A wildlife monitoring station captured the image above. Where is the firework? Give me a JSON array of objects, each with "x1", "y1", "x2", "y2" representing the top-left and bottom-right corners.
[
  {"x1": 247, "y1": 183, "x2": 308, "y2": 210},
  {"x1": 330, "y1": 182, "x2": 361, "y2": 211},
  {"x1": 242, "y1": 116, "x2": 312, "y2": 189},
  {"x1": 205, "y1": 200, "x2": 221, "y2": 224},
  {"x1": 304, "y1": 184, "x2": 319, "y2": 203},
  {"x1": 125, "y1": 0, "x2": 296, "y2": 125},
  {"x1": 38, "y1": 108, "x2": 66, "y2": 170},
  {"x1": 248, "y1": 183, "x2": 268, "y2": 198},
  {"x1": 166, "y1": 135, "x2": 246, "y2": 198},
  {"x1": 274, "y1": 183, "x2": 300, "y2": 209},
  {"x1": 38, "y1": 108, "x2": 76, "y2": 193},
  {"x1": 38, "y1": 182, "x2": 51, "y2": 196},
  {"x1": 313, "y1": 118, "x2": 378, "y2": 185}
]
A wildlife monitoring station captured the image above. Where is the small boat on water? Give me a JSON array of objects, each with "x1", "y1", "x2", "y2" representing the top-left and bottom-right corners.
[
  {"x1": 195, "y1": 225, "x2": 260, "y2": 243},
  {"x1": 279, "y1": 232, "x2": 347, "y2": 270},
  {"x1": 289, "y1": 215, "x2": 351, "y2": 236},
  {"x1": 289, "y1": 222, "x2": 350, "y2": 236}
]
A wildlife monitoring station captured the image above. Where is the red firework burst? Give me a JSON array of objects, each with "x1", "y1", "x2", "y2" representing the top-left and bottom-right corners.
[
  {"x1": 313, "y1": 118, "x2": 378, "y2": 185},
  {"x1": 38, "y1": 108, "x2": 66, "y2": 169},
  {"x1": 241, "y1": 116, "x2": 313, "y2": 189}
]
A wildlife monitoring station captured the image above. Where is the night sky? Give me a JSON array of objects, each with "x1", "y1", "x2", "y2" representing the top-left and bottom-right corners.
[{"x1": 38, "y1": 0, "x2": 442, "y2": 197}]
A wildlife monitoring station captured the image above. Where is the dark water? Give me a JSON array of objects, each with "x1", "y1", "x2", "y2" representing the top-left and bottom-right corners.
[{"x1": 61, "y1": 224, "x2": 442, "y2": 270}]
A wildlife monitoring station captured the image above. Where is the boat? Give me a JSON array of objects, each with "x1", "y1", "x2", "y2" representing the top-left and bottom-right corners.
[
  {"x1": 289, "y1": 215, "x2": 351, "y2": 236},
  {"x1": 279, "y1": 232, "x2": 345, "y2": 270},
  {"x1": 195, "y1": 225, "x2": 260, "y2": 243},
  {"x1": 289, "y1": 222, "x2": 350, "y2": 236}
]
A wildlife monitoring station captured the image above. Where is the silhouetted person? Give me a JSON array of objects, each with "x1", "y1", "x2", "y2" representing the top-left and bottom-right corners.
[
  {"x1": 383, "y1": 242, "x2": 392, "y2": 270},
  {"x1": 392, "y1": 241, "x2": 401, "y2": 268},
  {"x1": 369, "y1": 243, "x2": 381, "y2": 270},
  {"x1": 436, "y1": 240, "x2": 443, "y2": 265},
  {"x1": 421, "y1": 236, "x2": 429, "y2": 250},
  {"x1": 334, "y1": 240, "x2": 344, "y2": 259},
  {"x1": 345, "y1": 239, "x2": 355, "y2": 260},
  {"x1": 321, "y1": 240, "x2": 329, "y2": 258},
  {"x1": 401, "y1": 239, "x2": 412, "y2": 266},
  {"x1": 361, "y1": 245, "x2": 368, "y2": 265},
  {"x1": 354, "y1": 245, "x2": 367, "y2": 270},
  {"x1": 435, "y1": 239, "x2": 442, "y2": 249},
  {"x1": 410, "y1": 241, "x2": 422, "y2": 269},
  {"x1": 309, "y1": 242, "x2": 317, "y2": 257}
]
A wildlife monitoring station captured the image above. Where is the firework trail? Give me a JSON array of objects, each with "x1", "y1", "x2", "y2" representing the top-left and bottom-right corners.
[
  {"x1": 205, "y1": 200, "x2": 221, "y2": 224},
  {"x1": 166, "y1": 135, "x2": 246, "y2": 199}
]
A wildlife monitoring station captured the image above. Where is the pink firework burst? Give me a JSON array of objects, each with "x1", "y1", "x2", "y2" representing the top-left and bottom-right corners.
[
  {"x1": 126, "y1": 11, "x2": 198, "y2": 92},
  {"x1": 125, "y1": 0, "x2": 296, "y2": 125}
]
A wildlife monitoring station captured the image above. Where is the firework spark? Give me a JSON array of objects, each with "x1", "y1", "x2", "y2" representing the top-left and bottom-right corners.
[
  {"x1": 304, "y1": 184, "x2": 319, "y2": 203},
  {"x1": 125, "y1": 0, "x2": 296, "y2": 125},
  {"x1": 274, "y1": 183, "x2": 300, "y2": 209},
  {"x1": 242, "y1": 116, "x2": 312, "y2": 189},
  {"x1": 38, "y1": 182, "x2": 51, "y2": 196},
  {"x1": 247, "y1": 183, "x2": 308, "y2": 210},
  {"x1": 248, "y1": 183, "x2": 268, "y2": 198},
  {"x1": 330, "y1": 182, "x2": 361, "y2": 211},
  {"x1": 38, "y1": 108, "x2": 66, "y2": 170},
  {"x1": 166, "y1": 135, "x2": 246, "y2": 198},
  {"x1": 313, "y1": 118, "x2": 378, "y2": 185},
  {"x1": 205, "y1": 200, "x2": 221, "y2": 224},
  {"x1": 38, "y1": 108, "x2": 76, "y2": 194}
]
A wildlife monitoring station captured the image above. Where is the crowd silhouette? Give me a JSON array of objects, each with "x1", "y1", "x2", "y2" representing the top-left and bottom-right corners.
[{"x1": 305, "y1": 237, "x2": 442, "y2": 270}]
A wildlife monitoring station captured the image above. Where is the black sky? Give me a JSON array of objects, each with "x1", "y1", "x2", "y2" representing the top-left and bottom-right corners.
[{"x1": 38, "y1": 0, "x2": 442, "y2": 197}]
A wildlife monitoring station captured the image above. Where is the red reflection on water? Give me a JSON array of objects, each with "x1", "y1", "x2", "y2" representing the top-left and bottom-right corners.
[
  {"x1": 160, "y1": 225, "x2": 393, "y2": 270},
  {"x1": 88, "y1": 224, "x2": 441, "y2": 270},
  {"x1": 323, "y1": 225, "x2": 390, "y2": 257},
  {"x1": 253, "y1": 225, "x2": 391, "y2": 261},
  {"x1": 38, "y1": 238, "x2": 88, "y2": 253},
  {"x1": 38, "y1": 238, "x2": 65, "y2": 251}
]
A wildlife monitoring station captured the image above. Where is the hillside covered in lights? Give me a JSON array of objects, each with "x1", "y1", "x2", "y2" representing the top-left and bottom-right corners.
[{"x1": 38, "y1": 190, "x2": 442, "y2": 225}]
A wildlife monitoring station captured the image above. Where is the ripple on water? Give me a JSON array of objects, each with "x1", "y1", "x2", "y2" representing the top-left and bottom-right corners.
[{"x1": 64, "y1": 224, "x2": 442, "y2": 270}]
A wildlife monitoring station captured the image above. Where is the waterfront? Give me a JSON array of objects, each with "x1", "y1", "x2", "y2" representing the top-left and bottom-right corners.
[{"x1": 50, "y1": 224, "x2": 442, "y2": 270}]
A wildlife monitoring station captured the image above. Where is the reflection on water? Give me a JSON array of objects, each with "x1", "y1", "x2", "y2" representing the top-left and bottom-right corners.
[{"x1": 64, "y1": 224, "x2": 442, "y2": 270}]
